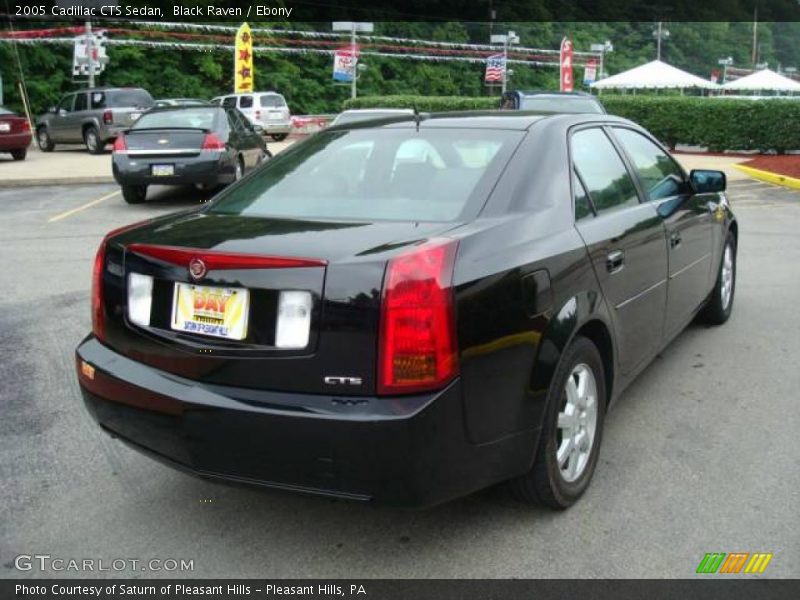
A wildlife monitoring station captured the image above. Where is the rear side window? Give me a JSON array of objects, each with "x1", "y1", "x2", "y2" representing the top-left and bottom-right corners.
[
  {"x1": 613, "y1": 128, "x2": 685, "y2": 201},
  {"x1": 209, "y1": 128, "x2": 523, "y2": 222},
  {"x1": 573, "y1": 170, "x2": 593, "y2": 220},
  {"x1": 73, "y1": 93, "x2": 88, "y2": 111},
  {"x1": 571, "y1": 128, "x2": 639, "y2": 214},
  {"x1": 259, "y1": 95, "x2": 286, "y2": 107},
  {"x1": 107, "y1": 89, "x2": 154, "y2": 108},
  {"x1": 238, "y1": 95, "x2": 254, "y2": 109}
]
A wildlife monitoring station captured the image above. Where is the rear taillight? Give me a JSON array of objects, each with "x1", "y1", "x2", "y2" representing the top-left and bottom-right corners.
[
  {"x1": 91, "y1": 239, "x2": 107, "y2": 342},
  {"x1": 255, "y1": 110, "x2": 261, "y2": 120},
  {"x1": 201, "y1": 133, "x2": 225, "y2": 151},
  {"x1": 21, "y1": 120, "x2": 30, "y2": 132},
  {"x1": 378, "y1": 239, "x2": 459, "y2": 396},
  {"x1": 103, "y1": 110, "x2": 113, "y2": 125},
  {"x1": 91, "y1": 220, "x2": 152, "y2": 343},
  {"x1": 112, "y1": 135, "x2": 127, "y2": 153}
]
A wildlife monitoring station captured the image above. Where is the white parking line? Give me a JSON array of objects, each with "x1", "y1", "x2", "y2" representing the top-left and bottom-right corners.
[{"x1": 47, "y1": 190, "x2": 120, "y2": 223}]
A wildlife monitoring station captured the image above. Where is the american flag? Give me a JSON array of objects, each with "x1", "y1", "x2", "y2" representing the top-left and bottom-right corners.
[{"x1": 485, "y1": 53, "x2": 506, "y2": 82}]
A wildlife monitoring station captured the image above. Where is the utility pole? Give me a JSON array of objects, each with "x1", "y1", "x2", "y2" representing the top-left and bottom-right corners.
[
  {"x1": 751, "y1": 6, "x2": 758, "y2": 67},
  {"x1": 653, "y1": 21, "x2": 669, "y2": 60},
  {"x1": 85, "y1": 20, "x2": 95, "y2": 88}
]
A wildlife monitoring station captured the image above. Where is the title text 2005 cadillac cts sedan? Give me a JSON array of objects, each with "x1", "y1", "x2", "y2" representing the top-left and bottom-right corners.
[{"x1": 76, "y1": 112, "x2": 737, "y2": 508}]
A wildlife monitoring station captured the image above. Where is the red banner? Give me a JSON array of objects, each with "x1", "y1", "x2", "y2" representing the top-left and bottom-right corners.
[{"x1": 560, "y1": 37, "x2": 574, "y2": 92}]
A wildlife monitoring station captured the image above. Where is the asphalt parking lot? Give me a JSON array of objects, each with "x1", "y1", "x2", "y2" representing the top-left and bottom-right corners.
[{"x1": 1, "y1": 179, "x2": 798, "y2": 579}]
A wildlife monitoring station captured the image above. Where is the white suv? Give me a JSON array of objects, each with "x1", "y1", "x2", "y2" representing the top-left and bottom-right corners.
[{"x1": 211, "y1": 92, "x2": 291, "y2": 141}]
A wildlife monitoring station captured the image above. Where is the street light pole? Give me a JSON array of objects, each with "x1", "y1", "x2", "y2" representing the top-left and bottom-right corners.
[
  {"x1": 490, "y1": 31, "x2": 518, "y2": 95},
  {"x1": 332, "y1": 21, "x2": 373, "y2": 100}
]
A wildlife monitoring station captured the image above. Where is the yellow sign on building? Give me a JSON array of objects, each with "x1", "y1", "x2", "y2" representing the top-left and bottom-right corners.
[{"x1": 234, "y1": 23, "x2": 254, "y2": 93}]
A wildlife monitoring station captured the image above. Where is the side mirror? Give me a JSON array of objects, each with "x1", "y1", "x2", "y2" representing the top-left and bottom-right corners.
[{"x1": 690, "y1": 169, "x2": 726, "y2": 193}]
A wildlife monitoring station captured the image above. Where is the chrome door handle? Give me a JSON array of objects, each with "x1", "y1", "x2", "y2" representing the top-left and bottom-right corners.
[{"x1": 606, "y1": 250, "x2": 625, "y2": 273}]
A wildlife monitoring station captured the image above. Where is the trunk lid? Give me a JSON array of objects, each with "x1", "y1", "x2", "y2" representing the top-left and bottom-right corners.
[
  {"x1": 100, "y1": 212, "x2": 459, "y2": 396},
  {"x1": 121, "y1": 129, "x2": 208, "y2": 157}
]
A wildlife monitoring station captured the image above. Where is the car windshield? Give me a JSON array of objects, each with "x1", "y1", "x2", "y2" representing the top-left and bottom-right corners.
[
  {"x1": 133, "y1": 108, "x2": 218, "y2": 130},
  {"x1": 519, "y1": 97, "x2": 603, "y2": 113},
  {"x1": 107, "y1": 89, "x2": 154, "y2": 108},
  {"x1": 334, "y1": 111, "x2": 411, "y2": 126},
  {"x1": 209, "y1": 128, "x2": 523, "y2": 222},
  {"x1": 259, "y1": 95, "x2": 286, "y2": 107}
]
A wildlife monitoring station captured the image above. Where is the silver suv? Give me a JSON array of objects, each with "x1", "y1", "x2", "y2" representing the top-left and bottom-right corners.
[
  {"x1": 211, "y1": 92, "x2": 291, "y2": 141},
  {"x1": 35, "y1": 87, "x2": 154, "y2": 154}
]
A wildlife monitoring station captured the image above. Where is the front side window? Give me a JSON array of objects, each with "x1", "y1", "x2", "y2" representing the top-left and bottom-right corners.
[
  {"x1": 571, "y1": 128, "x2": 639, "y2": 214},
  {"x1": 613, "y1": 128, "x2": 685, "y2": 201},
  {"x1": 208, "y1": 128, "x2": 523, "y2": 222},
  {"x1": 57, "y1": 95, "x2": 74, "y2": 113}
]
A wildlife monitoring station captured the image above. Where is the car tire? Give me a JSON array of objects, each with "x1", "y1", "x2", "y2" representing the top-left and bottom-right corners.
[
  {"x1": 121, "y1": 185, "x2": 147, "y2": 204},
  {"x1": 84, "y1": 126, "x2": 104, "y2": 154},
  {"x1": 270, "y1": 133, "x2": 288, "y2": 142},
  {"x1": 701, "y1": 230, "x2": 736, "y2": 325},
  {"x1": 510, "y1": 335, "x2": 607, "y2": 509},
  {"x1": 11, "y1": 148, "x2": 27, "y2": 161},
  {"x1": 37, "y1": 127, "x2": 55, "y2": 152}
]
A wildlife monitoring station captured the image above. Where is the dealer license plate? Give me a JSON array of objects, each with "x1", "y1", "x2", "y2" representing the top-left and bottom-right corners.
[
  {"x1": 151, "y1": 164, "x2": 174, "y2": 176},
  {"x1": 0, "y1": 123, "x2": 10, "y2": 132},
  {"x1": 171, "y1": 283, "x2": 249, "y2": 340}
]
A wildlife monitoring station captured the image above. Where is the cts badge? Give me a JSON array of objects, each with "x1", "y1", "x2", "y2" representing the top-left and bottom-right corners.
[{"x1": 324, "y1": 376, "x2": 363, "y2": 386}]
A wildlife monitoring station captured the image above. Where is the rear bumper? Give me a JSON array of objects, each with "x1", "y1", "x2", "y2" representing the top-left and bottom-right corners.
[
  {"x1": 112, "y1": 153, "x2": 231, "y2": 187},
  {"x1": 260, "y1": 121, "x2": 292, "y2": 135},
  {"x1": 75, "y1": 336, "x2": 533, "y2": 507},
  {"x1": 0, "y1": 132, "x2": 32, "y2": 151}
]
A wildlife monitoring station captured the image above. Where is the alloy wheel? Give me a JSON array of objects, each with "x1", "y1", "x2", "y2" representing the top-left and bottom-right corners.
[
  {"x1": 720, "y1": 244, "x2": 734, "y2": 311},
  {"x1": 556, "y1": 363, "x2": 599, "y2": 483}
]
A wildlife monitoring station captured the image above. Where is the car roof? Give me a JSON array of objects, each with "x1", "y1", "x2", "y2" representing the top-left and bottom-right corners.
[
  {"x1": 510, "y1": 90, "x2": 597, "y2": 98},
  {"x1": 326, "y1": 110, "x2": 628, "y2": 132}
]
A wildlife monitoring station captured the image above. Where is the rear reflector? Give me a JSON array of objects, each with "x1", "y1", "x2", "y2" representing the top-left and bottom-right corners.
[
  {"x1": 275, "y1": 291, "x2": 312, "y2": 349},
  {"x1": 377, "y1": 238, "x2": 459, "y2": 396},
  {"x1": 126, "y1": 244, "x2": 327, "y2": 271},
  {"x1": 127, "y1": 272, "x2": 154, "y2": 327}
]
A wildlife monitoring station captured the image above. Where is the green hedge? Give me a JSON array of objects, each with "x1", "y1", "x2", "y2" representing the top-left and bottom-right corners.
[
  {"x1": 343, "y1": 95, "x2": 497, "y2": 112},
  {"x1": 344, "y1": 94, "x2": 800, "y2": 153}
]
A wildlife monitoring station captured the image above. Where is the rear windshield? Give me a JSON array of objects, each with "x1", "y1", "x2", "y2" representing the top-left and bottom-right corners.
[
  {"x1": 519, "y1": 96, "x2": 603, "y2": 114},
  {"x1": 106, "y1": 89, "x2": 154, "y2": 108},
  {"x1": 208, "y1": 128, "x2": 523, "y2": 222},
  {"x1": 132, "y1": 108, "x2": 219, "y2": 130},
  {"x1": 259, "y1": 95, "x2": 286, "y2": 107},
  {"x1": 0, "y1": 107, "x2": 12, "y2": 115}
]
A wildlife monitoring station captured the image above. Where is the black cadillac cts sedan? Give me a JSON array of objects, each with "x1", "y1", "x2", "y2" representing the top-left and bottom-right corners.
[{"x1": 76, "y1": 112, "x2": 737, "y2": 508}]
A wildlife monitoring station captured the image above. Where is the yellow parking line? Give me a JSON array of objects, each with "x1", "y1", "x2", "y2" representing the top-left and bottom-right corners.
[{"x1": 47, "y1": 190, "x2": 120, "y2": 223}]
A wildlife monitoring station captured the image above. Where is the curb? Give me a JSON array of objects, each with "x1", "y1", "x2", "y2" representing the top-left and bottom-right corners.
[
  {"x1": 733, "y1": 164, "x2": 800, "y2": 190},
  {"x1": 0, "y1": 176, "x2": 115, "y2": 188}
]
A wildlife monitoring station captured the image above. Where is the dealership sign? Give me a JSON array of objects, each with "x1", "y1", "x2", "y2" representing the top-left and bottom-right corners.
[
  {"x1": 583, "y1": 58, "x2": 598, "y2": 85},
  {"x1": 560, "y1": 37, "x2": 574, "y2": 92},
  {"x1": 234, "y1": 23, "x2": 254, "y2": 93},
  {"x1": 333, "y1": 46, "x2": 359, "y2": 82}
]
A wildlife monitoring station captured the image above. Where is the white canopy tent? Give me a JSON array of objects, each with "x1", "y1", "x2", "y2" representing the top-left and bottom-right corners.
[
  {"x1": 590, "y1": 59, "x2": 718, "y2": 91},
  {"x1": 721, "y1": 69, "x2": 800, "y2": 94}
]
